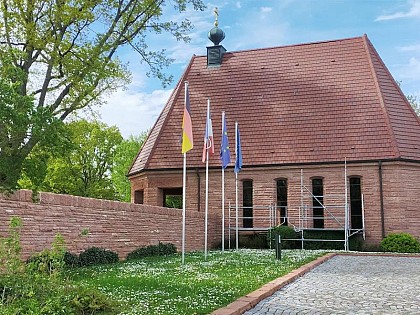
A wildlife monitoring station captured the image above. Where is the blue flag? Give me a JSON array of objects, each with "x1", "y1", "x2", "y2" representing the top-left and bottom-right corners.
[
  {"x1": 220, "y1": 113, "x2": 231, "y2": 168},
  {"x1": 234, "y1": 123, "x2": 242, "y2": 174}
]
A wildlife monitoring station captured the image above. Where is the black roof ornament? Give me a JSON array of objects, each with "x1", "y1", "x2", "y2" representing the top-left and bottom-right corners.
[
  {"x1": 207, "y1": 8, "x2": 226, "y2": 67},
  {"x1": 208, "y1": 8, "x2": 225, "y2": 46}
]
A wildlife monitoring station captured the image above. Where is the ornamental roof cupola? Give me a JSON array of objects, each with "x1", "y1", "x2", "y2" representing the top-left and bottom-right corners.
[{"x1": 207, "y1": 8, "x2": 226, "y2": 67}]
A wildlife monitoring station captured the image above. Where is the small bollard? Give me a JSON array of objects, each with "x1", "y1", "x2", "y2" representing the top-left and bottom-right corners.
[{"x1": 275, "y1": 232, "x2": 282, "y2": 260}]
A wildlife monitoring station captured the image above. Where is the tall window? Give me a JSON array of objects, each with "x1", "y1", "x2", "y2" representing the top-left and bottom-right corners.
[
  {"x1": 350, "y1": 177, "x2": 363, "y2": 229},
  {"x1": 243, "y1": 180, "x2": 253, "y2": 228},
  {"x1": 276, "y1": 179, "x2": 288, "y2": 225},
  {"x1": 312, "y1": 178, "x2": 324, "y2": 228},
  {"x1": 162, "y1": 188, "x2": 183, "y2": 209},
  {"x1": 134, "y1": 190, "x2": 144, "y2": 204}
]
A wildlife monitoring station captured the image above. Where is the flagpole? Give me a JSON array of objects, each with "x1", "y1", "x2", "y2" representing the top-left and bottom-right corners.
[
  {"x1": 221, "y1": 112, "x2": 225, "y2": 253},
  {"x1": 182, "y1": 152, "x2": 186, "y2": 264},
  {"x1": 235, "y1": 121, "x2": 239, "y2": 251},
  {"x1": 205, "y1": 149, "x2": 209, "y2": 259},
  {"x1": 222, "y1": 167, "x2": 225, "y2": 253},
  {"x1": 204, "y1": 99, "x2": 210, "y2": 260},
  {"x1": 181, "y1": 82, "x2": 188, "y2": 265}
]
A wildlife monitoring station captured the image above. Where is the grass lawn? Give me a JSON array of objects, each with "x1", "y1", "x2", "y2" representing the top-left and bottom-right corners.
[{"x1": 69, "y1": 249, "x2": 326, "y2": 315}]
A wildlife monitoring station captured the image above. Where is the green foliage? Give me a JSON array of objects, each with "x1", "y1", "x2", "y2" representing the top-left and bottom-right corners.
[
  {"x1": 268, "y1": 225, "x2": 300, "y2": 249},
  {"x1": 407, "y1": 95, "x2": 420, "y2": 116},
  {"x1": 68, "y1": 286, "x2": 117, "y2": 314},
  {"x1": 70, "y1": 249, "x2": 325, "y2": 315},
  {"x1": 301, "y1": 230, "x2": 362, "y2": 250},
  {"x1": 26, "y1": 235, "x2": 66, "y2": 277},
  {"x1": 0, "y1": 0, "x2": 205, "y2": 191},
  {"x1": 236, "y1": 234, "x2": 268, "y2": 249},
  {"x1": 79, "y1": 247, "x2": 119, "y2": 267},
  {"x1": 268, "y1": 226, "x2": 363, "y2": 250},
  {"x1": 111, "y1": 132, "x2": 148, "y2": 201},
  {"x1": 20, "y1": 119, "x2": 123, "y2": 200},
  {"x1": 380, "y1": 232, "x2": 420, "y2": 253},
  {"x1": 0, "y1": 218, "x2": 119, "y2": 314},
  {"x1": 0, "y1": 58, "x2": 65, "y2": 192},
  {"x1": 126, "y1": 242, "x2": 177, "y2": 260},
  {"x1": 64, "y1": 252, "x2": 81, "y2": 268},
  {"x1": 165, "y1": 195, "x2": 183, "y2": 209},
  {"x1": 270, "y1": 225, "x2": 300, "y2": 239},
  {"x1": 0, "y1": 217, "x2": 24, "y2": 274},
  {"x1": 0, "y1": 219, "x2": 69, "y2": 312}
]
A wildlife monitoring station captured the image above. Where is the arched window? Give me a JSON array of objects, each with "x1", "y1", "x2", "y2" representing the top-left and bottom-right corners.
[
  {"x1": 349, "y1": 177, "x2": 363, "y2": 229},
  {"x1": 276, "y1": 179, "x2": 288, "y2": 225},
  {"x1": 242, "y1": 180, "x2": 253, "y2": 228},
  {"x1": 312, "y1": 178, "x2": 324, "y2": 228}
]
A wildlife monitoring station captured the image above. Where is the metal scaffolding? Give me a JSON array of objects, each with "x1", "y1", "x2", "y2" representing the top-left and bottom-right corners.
[{"x1": 226, "y1": 162, "x2": 365, "y2": 250}]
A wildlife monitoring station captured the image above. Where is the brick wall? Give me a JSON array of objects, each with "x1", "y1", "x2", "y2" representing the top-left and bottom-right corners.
[
  {"x1": 382, "y1": 162, "x2": 420, "y2": 237},
  {"x1": 0, "y1": 190, "x2": 221, "y2": 260},
  {"x1": 131, "y1": 161, "x2": 420, "y2": 245}
]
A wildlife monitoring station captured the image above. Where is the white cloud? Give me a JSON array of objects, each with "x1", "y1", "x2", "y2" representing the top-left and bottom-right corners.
[
  {"x1": 396, "y1": 57, "x2": 420, "y2": 81},
  {"x1": 375, "y1": 0, "x2": 420, "y2": 21},
  {"x1": 96, "y1": 87, "x2": 173, "y2": 138},
  {"x1": 398, "y1": 44, "x2": 420, "y2": 52},
  {"x1": 229, "y1": 6, "x2": 289, "y2": 51},
  {"x1": 260, "y1": 7, "x2": 272, "y2": 13}
]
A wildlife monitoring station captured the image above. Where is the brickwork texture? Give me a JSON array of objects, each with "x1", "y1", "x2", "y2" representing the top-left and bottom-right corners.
[
  {"x1": 131, "y1": 161, "x2": 420, "y2": 245},
  {"x1": 0, "y1": 190, "x2": 221, "y2": 260}
]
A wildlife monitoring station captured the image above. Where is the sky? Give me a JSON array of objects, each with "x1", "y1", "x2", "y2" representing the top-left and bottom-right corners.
[{"x1": 93, "y1": 0, "x2": 420, "y2": 138}]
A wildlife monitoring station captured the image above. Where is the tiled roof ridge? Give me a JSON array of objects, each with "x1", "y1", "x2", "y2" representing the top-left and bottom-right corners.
[
  {"x1": 128, "y1": 55, "x2": 197, "y2": 176},
  {"x1": 362, "y1": 34, "x2": 400, "y2": 158},
  {"x1": 365, "y1": 37, "x2": 420, "y2": 122},
  {"x1": 194, "y1": 35, "x2": 366, "y2": 58}
]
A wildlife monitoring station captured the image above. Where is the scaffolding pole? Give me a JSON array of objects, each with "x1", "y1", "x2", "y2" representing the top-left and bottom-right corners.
[{"x1": 344, "y1": 158, "x2": 349, "y2": 251}]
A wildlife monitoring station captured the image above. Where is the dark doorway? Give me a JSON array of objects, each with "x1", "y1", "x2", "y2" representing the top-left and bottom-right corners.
[
  {"x1": 243, "y1": 180, "x2": 253, "y2": 228},
  {"x1": 350, "y1": 177, "x2": 363, "y2": 229},
  {"x1": 276, "y1": 179, "x2": 288, "y2": 225},
  {"x1": 134, "y1": 190, "x2": 144, "y2": 204},
  {"x1": 312, "y1": 178, "x2": 324, "y2": 228}
]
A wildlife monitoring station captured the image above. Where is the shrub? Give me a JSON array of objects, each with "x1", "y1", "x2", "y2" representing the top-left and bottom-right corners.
[
  {"x1": 68, "y1": 286, "x2": 118, "y2": 314},
  {"x1": 380, "y1": 232, "x2": 420, "y2": 253},
  {"x1": 79, "y1": 247, "x2": 119, "y2": 267},
  {"x1": 64, "y1": 251, "x2": 80, "y2": 268},
  {"x1": 26, "y1": 234, "x2": 66, "y2": 276},
  {"x1": 268, "y1": 225, "x2": 300, "y2": 249},
  {"x1": 238, "y1": 234, "x2": 268, "y2": 249},
  {"x1": 126, "y1": 242, "x2": 177, "y2": 261},
  {"x1": 1, "y1": 219, "x2": 120, "y2": 314},
  {"x1": 301, "y1": 230, "x2": 363, "y2": 251},
  {"x1": 267, "y1": 226, "x2": 364, "y2": 250}
]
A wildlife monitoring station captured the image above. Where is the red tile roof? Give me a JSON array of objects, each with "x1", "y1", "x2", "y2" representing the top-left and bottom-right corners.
[{"x1": 128, "y1": 35, "x2": 420, "y2": 175}]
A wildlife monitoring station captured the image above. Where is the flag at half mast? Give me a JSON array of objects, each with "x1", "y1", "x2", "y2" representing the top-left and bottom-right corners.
[
  {"x1": 181, "y1": 83, "x2": 193, "y2": 153},
  {"x1": 202, "y1": 99, "x2": 215, "y2": 162}
]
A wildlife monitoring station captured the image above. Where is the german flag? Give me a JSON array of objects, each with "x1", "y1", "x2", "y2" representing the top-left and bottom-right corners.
[{"x1": 182, "y1": 83, "x2": 193, "y2": 153}]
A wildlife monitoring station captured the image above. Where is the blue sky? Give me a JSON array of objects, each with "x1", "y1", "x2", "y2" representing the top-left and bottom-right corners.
[{"x1": 94, "y1": 0, "x2": 420, "y2": 138}]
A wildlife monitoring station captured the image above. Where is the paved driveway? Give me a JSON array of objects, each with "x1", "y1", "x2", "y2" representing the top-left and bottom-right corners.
[{"x1": 244, "y1": 255, "x2": 420, "y2": 315}]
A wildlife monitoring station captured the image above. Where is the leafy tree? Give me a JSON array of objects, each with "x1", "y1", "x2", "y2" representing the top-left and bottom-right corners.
[
  {"x1": 0, "y1": 0, "x2": 205, "y2": 191},
  {"x1": 407, "y1": 95, "x2": 420, "y2": 116},
  {"x1": 112, "y1": 132, "x2": 147, "y2": 202},
  {"x1": 20, "y1": 120, "x2": 123, "y2": 200}
]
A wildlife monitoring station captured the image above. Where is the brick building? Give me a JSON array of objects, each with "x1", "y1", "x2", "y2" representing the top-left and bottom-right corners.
[{"x1": 128, "y1": 29, "x2": 420, "y2": 245}]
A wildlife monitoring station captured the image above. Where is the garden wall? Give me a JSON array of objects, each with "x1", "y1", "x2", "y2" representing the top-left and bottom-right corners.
[{"x1": 0, "y1": 190, "x2": 221, "y2": 260}]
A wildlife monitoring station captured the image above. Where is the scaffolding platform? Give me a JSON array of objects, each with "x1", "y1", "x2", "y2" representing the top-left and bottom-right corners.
[{"x1": 226, "y1": 164, "x2": 365, "y2": 250}]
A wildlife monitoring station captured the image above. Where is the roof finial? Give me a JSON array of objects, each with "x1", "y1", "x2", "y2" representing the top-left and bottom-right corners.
[{"x1": 208, "y1": 7, "x2": 225, "y2": 46}]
